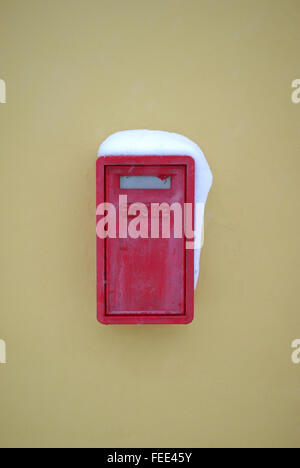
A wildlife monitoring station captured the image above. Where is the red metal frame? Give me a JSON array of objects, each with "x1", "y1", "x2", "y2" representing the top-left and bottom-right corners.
[{"x1": 96, "y1": 155, "x2": 195, "y2": 325}]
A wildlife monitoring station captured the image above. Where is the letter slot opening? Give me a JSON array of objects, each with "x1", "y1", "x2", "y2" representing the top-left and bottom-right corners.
[{"x1": 120, "y1": 176, "x2": 171, "y2": 189}]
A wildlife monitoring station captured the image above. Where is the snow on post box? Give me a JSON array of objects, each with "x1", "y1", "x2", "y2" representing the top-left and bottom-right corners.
[{"x1": 96, "y1": 130, "x2": 213, "y2": 325}]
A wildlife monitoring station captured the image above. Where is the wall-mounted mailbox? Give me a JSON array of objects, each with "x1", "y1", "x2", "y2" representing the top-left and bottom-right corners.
[{"x1": 96, "y1": 155, "x2": 195, "y2": 324}]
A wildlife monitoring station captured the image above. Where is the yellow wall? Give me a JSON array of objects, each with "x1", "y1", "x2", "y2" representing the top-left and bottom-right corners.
[{"x1": 0, "y1": 0, "x2": 300, "y2": 448}]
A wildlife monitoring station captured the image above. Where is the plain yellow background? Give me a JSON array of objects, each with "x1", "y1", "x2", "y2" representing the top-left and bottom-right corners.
[{"x1": 0, "y1": 0, "x2": 300, "y2": 448}]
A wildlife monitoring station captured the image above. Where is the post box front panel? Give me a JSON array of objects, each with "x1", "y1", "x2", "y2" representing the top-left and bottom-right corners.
[
  {"x1": 96, "y1": 156, "x2": 195, "y2": 324},
  {"x1": 106, "y1": 165, "x2": 185, "y2": 316}
]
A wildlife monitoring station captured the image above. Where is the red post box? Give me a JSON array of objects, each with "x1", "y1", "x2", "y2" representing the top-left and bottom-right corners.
[{"x1": 96, "y1": 155, "x2": 195, "y2": 324}]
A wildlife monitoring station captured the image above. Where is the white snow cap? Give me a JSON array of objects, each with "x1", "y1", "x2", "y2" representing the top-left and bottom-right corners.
[{"x1": 98, "y1": 129, "x2": 213, "y2": 288}]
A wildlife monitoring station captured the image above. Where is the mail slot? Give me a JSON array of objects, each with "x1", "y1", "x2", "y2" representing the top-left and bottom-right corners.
[{"x1": 96, "y1": 155, "x2": 195, "y2": 325}]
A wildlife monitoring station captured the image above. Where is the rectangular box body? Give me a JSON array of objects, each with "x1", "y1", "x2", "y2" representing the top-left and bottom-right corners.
[{"x1": 96, "y1": 156, "x2": 195, "y2": 324}]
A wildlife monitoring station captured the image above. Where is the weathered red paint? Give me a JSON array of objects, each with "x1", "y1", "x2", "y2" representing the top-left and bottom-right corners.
[{"x1": 96, "y1": 156, "x2": 195, "y2": 324}]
